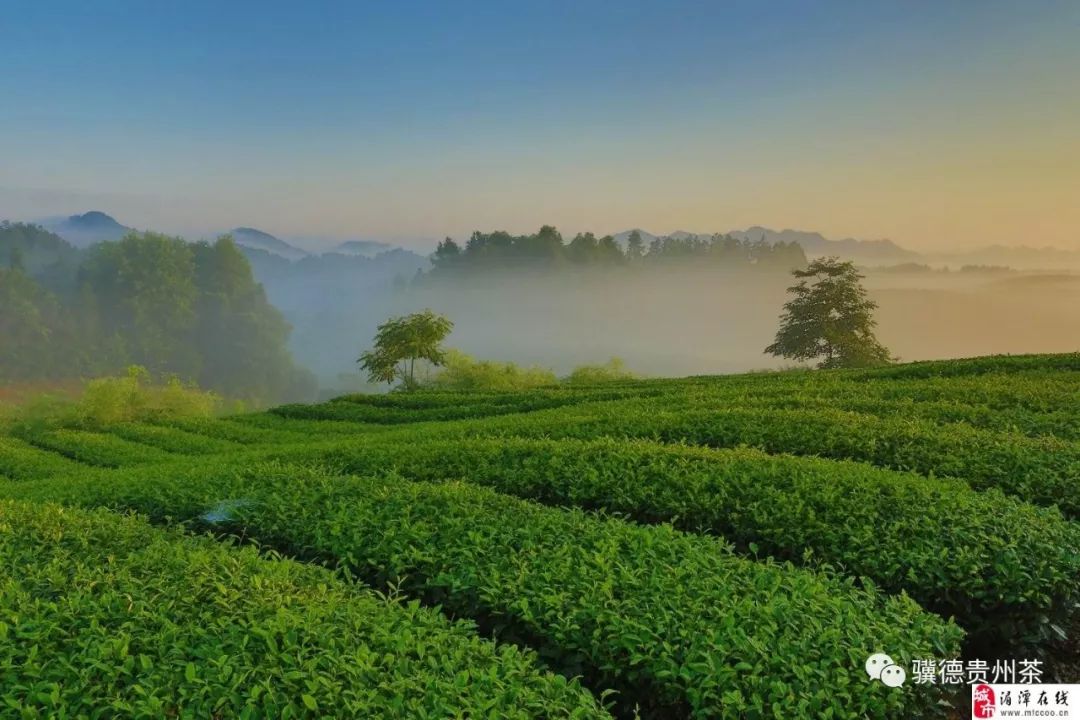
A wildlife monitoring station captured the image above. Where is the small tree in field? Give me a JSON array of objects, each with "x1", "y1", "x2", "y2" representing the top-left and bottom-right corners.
[
  {"x1": 357, "y1": 310, "x2": 453, "y2": 389},
  {"x1": 765, "y1": 257, "x2": 892, "y2": 369}
]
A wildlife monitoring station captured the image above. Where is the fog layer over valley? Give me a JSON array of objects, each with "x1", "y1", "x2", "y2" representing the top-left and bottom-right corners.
[
  {"x1": 869, "y1": 271, "x2": 1080, "y2": 362},
  {"x1": 258, "y1": 252, "x2": 1080, "y2": 392},
  {"x1": 5, "y1": 215, "x2": 1078, "y2": 399}
]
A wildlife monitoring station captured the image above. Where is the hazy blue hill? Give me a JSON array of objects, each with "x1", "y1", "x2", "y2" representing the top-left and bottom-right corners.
[
  {"x1": 727, "y1": 227, "x2": 919, "y2": 264},
  {"x1": 41, "y1": 211, "x2": 131, "y2": 247},
  {"x1": 330, "y1": 239, "x2": 394, "y2": 257},
  {"x1": 230, "y1": 227, "x2": 309, "y2": 261}
]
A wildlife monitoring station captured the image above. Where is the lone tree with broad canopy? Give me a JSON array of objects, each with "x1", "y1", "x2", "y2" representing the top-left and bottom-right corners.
[
  {"x1": 358, "y1": 310, "x2": 454, "y2": 389},
  {"x1": 765, "y1": 257, "x2": 892, "y2": 369}
]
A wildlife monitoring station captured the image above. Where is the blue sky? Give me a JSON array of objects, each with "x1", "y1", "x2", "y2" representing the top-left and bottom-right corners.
[{"x1": 1, "y1": 0, "x2": 1077, "y2": 250}]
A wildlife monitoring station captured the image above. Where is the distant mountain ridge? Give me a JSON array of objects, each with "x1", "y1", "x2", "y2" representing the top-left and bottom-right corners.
[
  {"x1": 230, "y1": 227, "x2": 309, "y2": 261},
  {"x1": 728, "y1": 227, "x2": 919, "y2": 264},
  {"x1": 22, "y1": 211, "x2": 1080, "y2": 270},
  {"x1": 40, "y1": 211, "x2": 132, "y2": 247},
  {"x1": 32, "y1": 211, "x2": 411, "y2": 262},
  {"x1": 228, "y1": 228, "x2": 404, "y2": 261}
]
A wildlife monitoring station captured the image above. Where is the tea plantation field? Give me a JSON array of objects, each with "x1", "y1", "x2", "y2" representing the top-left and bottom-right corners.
[{"x1": 3, "y1": 353, "x2": 1080, "y2": 718}]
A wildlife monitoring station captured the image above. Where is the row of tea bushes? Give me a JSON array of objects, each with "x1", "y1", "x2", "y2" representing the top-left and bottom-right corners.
[
  {"x1": 624, "y1": 379, "x2": 1080, "y2": 439},
  {"x1": 269, "y1": 399, "x2": 556, "y2": 424},
  {"x1": 843, "y1": 353, "x2": 1080, "y2": 379},
  {"x1": 0, "y1": 436, "x2": 83, "y2": 480},
  {"x1": 16, "y1": 428, "x2": 175, "y2": 468},
  {"x1": 272, "y1": 384, "x2": 667, "y2": 425},
  {"x1": 0, "y1": 499, "x2": 609, "y2": 719},
  {"x1": 751, "y1": 397, "x2": 1080, "y2": 441},
  {"x1": 106, "y1": 422, "x2": 240, "y2": 455},
  {"x1": 646, "y1": 379, "x2": 1080, "y2": 440},
  {"x1": 442, "y1": 403, "x2": 1080, "y2": 518},
  {"x1": 1, "y1": 463, "x2": 963, "y2": 718},
  {"x1": 263, "y1": 436, "x2": 1080, "y2": 653},
  {"x1": 149, "y1": 416, "x2": 321, "y2": 445},
  {"x1": 223, "y1": 412, "x2": 390, "y2": 437}
]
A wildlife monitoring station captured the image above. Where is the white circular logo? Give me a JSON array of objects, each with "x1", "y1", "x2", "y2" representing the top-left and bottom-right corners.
[
  {"x1": 865, "y1": 653, "x2": 906, "y2": 687},
  {"x1": 865, "y1": 653, "x2": 894, "y2": 680},
  {"x1": 880, "y1": 663, "x2": 906, "y2": 688}
]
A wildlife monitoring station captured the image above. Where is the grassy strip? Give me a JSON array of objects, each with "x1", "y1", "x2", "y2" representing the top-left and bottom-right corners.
[
  {"x1": 3, "y1": 463, "x2": 963, "y2": 719},
  {"x1": 0, "y1": 499, "x2": 608, "y2": 719}
]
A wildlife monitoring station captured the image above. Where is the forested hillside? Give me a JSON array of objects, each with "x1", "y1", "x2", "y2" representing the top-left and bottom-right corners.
[{"x1": 0, "y1": 223, "x2": 314, "y2": 403}]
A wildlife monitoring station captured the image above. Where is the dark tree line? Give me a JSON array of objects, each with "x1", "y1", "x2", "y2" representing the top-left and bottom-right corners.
[
  {"x1": 0, "y1": 223, "x2": 314, "y2": 403},
  {"x1": 427, "y1": 226, "x2": 808, "y2": 276}
]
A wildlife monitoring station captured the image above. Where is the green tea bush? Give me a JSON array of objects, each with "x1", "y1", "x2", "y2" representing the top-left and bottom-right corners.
[
  {"x1": 270, "y1": 400, "x2": 535, "y2": 424},
  {"x1": 628, "y1": 387, "x2": 1080, "y2": 441},
  {"x1": 0, "y1": 499, "x2": 609, "y2": 719},
  {"x1": 753, "y1": 396, "x2": 1080, "y2": 441},
  {"x1": 4, "y1": 463, "x2": 963, "y2": 718},
  {"x1": 643, "y1": 374, "x2": 1080, "y2": 439},
  {"x1": 674, "y1": 365, "x2": 1080, "y2": 416},
  {"x1": 224, "y1": 468, "x2": 965, "y2": 719},
  {"x1": 0, "y1": 435, "x2": 82, "y2": 480},
  {"x1": 852, "y1": 373, "x2": 1080, "y2": 411},
  {"x1": 274, "y1": 437, "x2": 1078, "y2": 653},
  {"x1": 467, "y1": 402, "x2": 1080, "y2": 518},
  {"x1": 19, "y1": 428, "x2": 174, "y2": 468},
  {"x1": 106, "y1": 422, "x2": 238, "y2": 454},
  {"x1": 9, "y1": 352, "x2": 1080, "y2": 715},
  {"x1": 334, "y1": 390, "x2": 509, "y2": 409},
  {"x1": 846, "y1": 352, "x2": 1080, "y2": 379},
  {"x1": 331, "y1": 384, "x2": 670, "y2": 413},
  {"x1": 226, "y1": 412, "x2": 384, "y2": 436},
  {"x1": 154, "y1": 416, "x2": 315, "y2": 445},
  {"x1": 272, "y1": 391, "x2": 632, "y2": 425}
]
